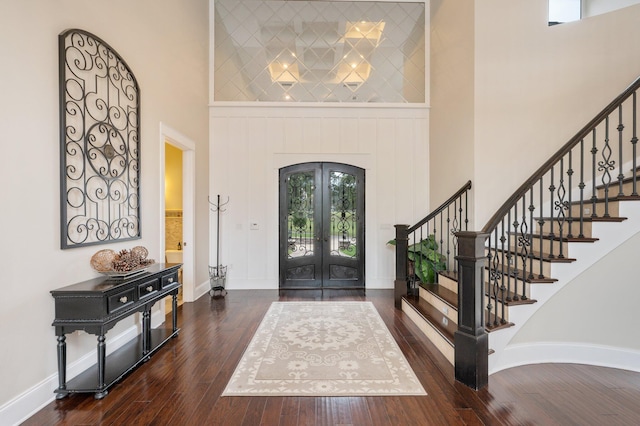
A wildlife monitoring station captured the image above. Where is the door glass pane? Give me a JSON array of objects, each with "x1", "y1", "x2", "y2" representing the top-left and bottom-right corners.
[
  {"x1": 287, "y1": 171, "x2": 315, "y2": 258},
  {"x1": 329, "y1": 171, "x2": 357, "y2": 258}
]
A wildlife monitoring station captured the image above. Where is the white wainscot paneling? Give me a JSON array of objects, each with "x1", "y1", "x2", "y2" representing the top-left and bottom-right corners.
[{"x1": 210, "y1": 105, "x2": 429, "y2": 289}]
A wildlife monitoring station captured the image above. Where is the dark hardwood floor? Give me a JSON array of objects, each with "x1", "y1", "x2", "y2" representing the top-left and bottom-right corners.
[{"x1": 24, "y1": 289, "x2": 640, "y2": 425}]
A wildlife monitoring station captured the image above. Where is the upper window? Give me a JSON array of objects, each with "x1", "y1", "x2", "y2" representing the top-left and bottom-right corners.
[
  {"x1": 549, "y1": 0, "x2": 640, "y2": 25},
  {"x1": 214, "y1": 0, "x2": 426, "y2": 103}
]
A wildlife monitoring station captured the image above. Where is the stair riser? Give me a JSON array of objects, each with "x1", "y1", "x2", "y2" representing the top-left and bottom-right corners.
[
  {"x1": 570, "y1": 200, "x2": 620, "y2": 217},
  {"x1": 596, "y1": 179, "x2": 639, "y2": 198},
  {"x1": 438, "y1": 274, "x2": 458, "y2": 294},
  {"x1": 485, "y1": 280, "x2": 531, "y2": 301},
  {"x1": 485, "y1": 250, "x2": 553, "y2": 277},
  {"x1": 402, "y1": 300, "x2": 455, "y2": 365},
  {"x1": 508, "y1": 235, "x2": 569, "y2": 257},
  {"x1": 419, "y1": 286, "x2": 457, "y2": 325},
  {"x1": 538, "y1": 220, "x2": 593, "y2": 238}
]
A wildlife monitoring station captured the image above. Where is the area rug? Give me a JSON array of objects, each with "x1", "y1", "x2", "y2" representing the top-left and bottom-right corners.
[{"x1": 222, "y1": 301, "x2": 426, "y2": 396}]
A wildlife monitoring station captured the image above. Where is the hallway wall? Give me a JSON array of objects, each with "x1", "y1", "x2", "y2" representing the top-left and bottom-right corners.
[{"x1": 0, "y1": 0, "x2": 209, "y2": 419}]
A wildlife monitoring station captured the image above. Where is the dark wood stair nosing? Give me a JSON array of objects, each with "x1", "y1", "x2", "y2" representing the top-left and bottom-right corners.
[
  {"x1": 506, "y1": 231, "x2": 599, "y2": 243},
  {"x1": 534, "y1": 215, "x2": 627, "y2": 223}
]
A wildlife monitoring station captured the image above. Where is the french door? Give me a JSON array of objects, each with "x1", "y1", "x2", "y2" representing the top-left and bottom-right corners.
[{"x1": 279, "y1": 162, "x2": 365, "y2": 289}]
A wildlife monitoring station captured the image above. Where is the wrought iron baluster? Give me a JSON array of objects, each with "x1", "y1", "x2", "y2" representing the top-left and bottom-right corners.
[
  {"x1": 439, "y1": 214, "x2": 444, "y2": 273},
  {"x1": 518, "y1": 196, "x2": 529, "y2": 301},
  {"x1": 496, "y1": 227, "x2": 505, "y2": 324},
  {"x1": 446, "y1": 206, "x2": 451, "y2": 271},
  {"x1": 618, "y1": 105, "x2": 625, "y2": 196},
  {"x1": 554, "y1": 159, "x2": 567, "y2": 259},
  {"x1": 486, "y1": 236, "x2": 495, "y2": 327},
  {"x1": 464, "y1": 190, "x2": 469, "y2": 231},
  {"x1": 579, "y1": 140, "x2": 585, "y2": 238},
  {"x1": 509, "y1": 209, "x2": 518, "y2": 301},
  {"x1": 633, "y1": 91, "x2": 638, "y2": 196},
  {"x1": 567, "y1": 150, "x2": 574, "y2": 238},
  {"x1": 528, "y1": 188, "x2": 535, "y2": 280},
  {"x1": 451, "y1": 199, "x2": 460, "y2": 272},
  {"x1": 500, "y1": 219, "x2": 509, "y2": 303},
  {"x1": 591, "y1": 129, "x2": 598, "y2": 217},
  {"x1": 538, "y1": 176, "x2": 545, "y2": 278},
  {"x1": 599, "y1": 116, "x2": 615, "y2": 217},
  {"x1": 548, "y1": 167, "x2": 555, "y2": 258}
]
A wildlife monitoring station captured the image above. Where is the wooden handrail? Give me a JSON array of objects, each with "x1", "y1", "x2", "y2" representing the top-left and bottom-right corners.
[
  {"x1": 481, "y1": 75, "x2": 640, "y2": 234},
  {"x1": 408, "y1": 180, "x2": 472, "y2": 234}
]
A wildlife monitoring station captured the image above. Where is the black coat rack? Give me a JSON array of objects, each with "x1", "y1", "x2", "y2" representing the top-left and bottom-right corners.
[{"x1": 208, "y1": 194, "x2": 229, "y2": 296}]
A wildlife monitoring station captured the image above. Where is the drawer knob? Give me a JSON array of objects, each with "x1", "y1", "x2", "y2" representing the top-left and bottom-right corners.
[
  {"x1": 119, "y1": 296, "x2": 128, "y2": 304},
  {"x1": 168, "y1": 277, "x2": 174, "y2": 283},
  {"x1": 146, "y1": 286, "x2": 153, "y2": 292}
]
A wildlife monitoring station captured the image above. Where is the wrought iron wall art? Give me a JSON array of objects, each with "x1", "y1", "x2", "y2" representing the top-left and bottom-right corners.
[{"x1": 59, "y1": 29, "x2": 141, "y2": 249}]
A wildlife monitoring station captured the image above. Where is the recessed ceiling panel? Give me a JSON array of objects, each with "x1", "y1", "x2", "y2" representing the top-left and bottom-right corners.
[{"x1": 214, "y1": 0, "x2": 425, "y2": 103}]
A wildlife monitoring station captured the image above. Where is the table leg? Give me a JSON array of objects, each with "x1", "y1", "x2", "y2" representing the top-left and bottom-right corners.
[
  {"x1": 94, "y1": 334, "x2": 108, "y2": 399},
  {"x1": 172, "y1": 291, "x2": 178, "y2": 334},
  {"x1": 142, "y1": 309, "x2": 151, "y2": 355},
  {"x1": 55, "y1": 334, "x2": 67, "y2": 399}
]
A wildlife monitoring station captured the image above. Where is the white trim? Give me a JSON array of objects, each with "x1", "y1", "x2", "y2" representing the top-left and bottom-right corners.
[
  {"x1": 160, "y1": 122, "x2": 197, "y2": 303},
  {"x1": 210, "y1": 101, "x2": 430, "y2": 109},
  {"x1": 0, "y1": 309, "x2": 164, "y2": 426},
  {"x1": 494, "y1": 342, "x2": 640, "y2": 374}
]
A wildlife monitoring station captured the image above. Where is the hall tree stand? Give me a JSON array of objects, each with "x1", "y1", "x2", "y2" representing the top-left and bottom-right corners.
[{"x1": 50, "y1": 263, "x2": 181, "y2": 399}]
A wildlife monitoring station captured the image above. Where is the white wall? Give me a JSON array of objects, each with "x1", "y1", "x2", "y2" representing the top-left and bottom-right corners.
[
  {"x1": 0, "y1": 0, "x2": 209, "y2": 422},
  {"x1": 473, "y1": 2, "x2": 640, "y2": 227},
  {"x1": 513, "y1": 228, "x2": 640, "y2": 350},
  {"x1": 429, "y1": 0, "x2": 476, "y2": 226},
  {"x1": 469, "y1": 2, "x2": 640, "y2": 371},
  {"x1": 210, "y1": 105, "x2": 429, "y2": 289}
]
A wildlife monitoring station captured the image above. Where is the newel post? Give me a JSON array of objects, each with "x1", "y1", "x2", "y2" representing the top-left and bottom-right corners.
[
  {"x1": 394, "y1": 224, "x2": 409, "y2": 308},
  {"x1": 454, "y1": 231, "x2": 489, "y2": 390}
]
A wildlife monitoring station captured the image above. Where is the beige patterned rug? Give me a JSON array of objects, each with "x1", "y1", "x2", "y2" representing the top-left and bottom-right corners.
[{"x1": 222, "y1": 301, "x2": 426, "y2": 396}]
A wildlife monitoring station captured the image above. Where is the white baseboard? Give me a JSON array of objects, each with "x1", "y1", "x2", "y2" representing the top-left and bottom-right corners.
[
  {"x1": 492, "y1": 342, "x2": 640, "y2": 375},
  {"x1": 204, "y1": 278, "x2": 393, "y2": 291},
  {"x1": 0, "y1": 310, "x2": 165, "y2": 426}
]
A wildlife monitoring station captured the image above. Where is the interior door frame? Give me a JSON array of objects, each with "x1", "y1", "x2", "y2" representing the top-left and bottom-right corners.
[
  {"x1": 279, "y1": 162, "x2": 365, "y2": 289},
  {"x1": 159, "y1": 122, "x2": 195, "y2": 303}
]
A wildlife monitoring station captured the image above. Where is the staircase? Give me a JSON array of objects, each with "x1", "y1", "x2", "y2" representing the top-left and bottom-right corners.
[{"x1": 395, "y1": 75, "x2": 640, "y2": 389}]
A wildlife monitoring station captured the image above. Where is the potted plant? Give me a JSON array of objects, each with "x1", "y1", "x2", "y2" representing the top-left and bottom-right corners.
[{"x1": 388, "y1": 234, "x2": 447, "y2": 284}]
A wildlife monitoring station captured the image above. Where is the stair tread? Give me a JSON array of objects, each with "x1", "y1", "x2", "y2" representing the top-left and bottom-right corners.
[
  {"x1": 486, "y1": 312, "x2": 514, "y2": 332},
  {"x1": 485, "y1": 284, "x2": 536, "y2": 306},
  {"x1": 421, "y1": 283, "x2": 457, "y2": 308},
  {"x1": 569, "y1": 195, "x2": 640, "y2": 205},
  {"x1": 490, "y1": 246, "x2": 576, "y2": 262},
  {"x1": 507, "y1": 231, "x2": 598, "y2": 243},
  {"x1": 535, "y1": 216, "x2": 627, "y2": 222},
  {"x1": 403, "y1": 295, "x2": 456, "y2": 345},
  {"x1": 485, "y1": 265, "x2": 557, "y2": 283}
]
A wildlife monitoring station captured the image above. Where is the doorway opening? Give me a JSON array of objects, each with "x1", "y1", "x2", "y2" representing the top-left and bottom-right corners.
[
  {"x1": 164, "y1": 143, "x2": 184, "y2": 312},
  {"x1": 160, "y1": 122, "x2": 196, "y2": 310},
  {"x1": 279, "y1": 162, "x2": 365, "y2": 289}
]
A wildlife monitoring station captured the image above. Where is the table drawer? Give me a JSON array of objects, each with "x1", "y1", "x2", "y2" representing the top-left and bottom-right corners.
[
  {"x1": 108, "y1": 288, "x2": 136, "y2": 314},
  {"x1": 161, "y1": 271, "x2": 178, "y2": 288},
  {"x1": 137, "y1": 278, "x2": 159, "y2": 300}
]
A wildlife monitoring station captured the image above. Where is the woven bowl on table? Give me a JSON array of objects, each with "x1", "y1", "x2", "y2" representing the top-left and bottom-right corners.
[{"x1": 90, "y1": 249, "x2": 116, "y2": 272}]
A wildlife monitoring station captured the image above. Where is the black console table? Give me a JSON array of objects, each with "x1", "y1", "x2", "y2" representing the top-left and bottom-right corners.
[{"x1": 51, "y1": 263, "x2": 182, "y2": 399}]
